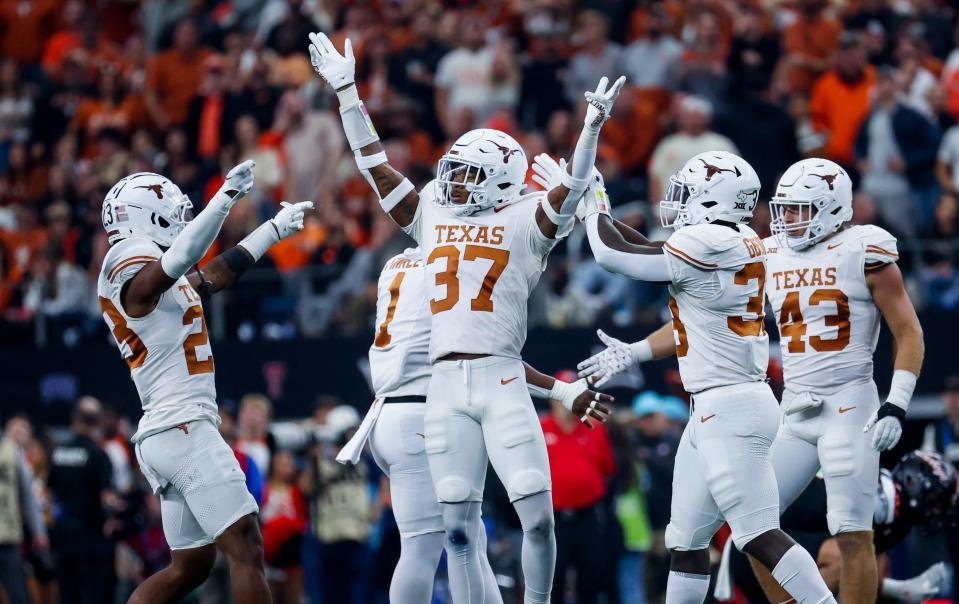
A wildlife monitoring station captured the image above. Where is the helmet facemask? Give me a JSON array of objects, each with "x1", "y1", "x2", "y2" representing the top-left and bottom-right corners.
[
  {"x1": 435, "y1": 158, "x2": 492, "y2": 216},
  {"x1": 659, "y1": 175, "x2": 696, "y2": 228},
  {"x1": 770, "y1": 194, "x2": 838, "y2": 250}
]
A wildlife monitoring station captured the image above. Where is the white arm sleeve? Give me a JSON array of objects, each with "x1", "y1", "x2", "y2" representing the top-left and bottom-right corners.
[
  {"x1": 159, "y1": 195, "x2": 231, "y2": 279},
  {"x1": 585, "y1": 214, "x2": 671, "y2": 282},
  {"x1": 557, "y1": 124, "x2": 600, "y2": 214}
]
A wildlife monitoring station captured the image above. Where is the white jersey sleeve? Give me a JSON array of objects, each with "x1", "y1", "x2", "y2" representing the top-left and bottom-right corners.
[
  {"x1": 97, "y1": 238, "x2": 219, "y2": 443},
  {"x1": 101, "y1": 237, "x2": 163, "y2": 299},
  {"x1": 398, "y1": 182, "x2": 433, "y2": 244},
  {"x1": 663, "y1": 224, "x2": 770, "y2": 393},
  {"x1": 369, "y1": 249, "x2": 432, "y2": 399},
  {"x1": 859, "y1": 225, "x2": 899, "y2": 272}
]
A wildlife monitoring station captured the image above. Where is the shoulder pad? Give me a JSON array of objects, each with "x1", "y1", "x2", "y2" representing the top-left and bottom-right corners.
[
  {"x1": 664, "y1": 224, "x2": 761, "y2": 270},
  {"x1": 854, "y1": 225, "x2": 899, "y2": 270},
  {"x1": 102, "y1": 238, "x2": 162, "y2": 283}
]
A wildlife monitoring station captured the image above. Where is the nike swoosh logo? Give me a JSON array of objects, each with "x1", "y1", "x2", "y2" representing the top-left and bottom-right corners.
[
  {"x1": 501, "y1": 376, "x2": 519, "y2": 385},
  {"x1": 700, "y1": 414, "x2": 716, "y2": 423},
  {"x1": 827, "y1": 242, "x2": 843, "y2": 250},
  {"x1": 415, "y1": 432, "x2": 425, "y2": 439},
  {"x1": 838, "y1": 406, "x2": 856, "y2": 414}
]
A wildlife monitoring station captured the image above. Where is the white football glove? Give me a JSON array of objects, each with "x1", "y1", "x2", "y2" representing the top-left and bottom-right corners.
[
  {"x1": 531, "y1": 153, "x2": 566, "y2": 192},
  {"x1": 308, "y1": 32, "x2": 355, "y2": 89},
  {"x1": 270, "y1": 201, "x2": 314, "y2": 239},
  {"x1": 217, "y1": 159, "x2": 256, "y2": 207},
  {"x1": 883, "y1": 562, "x2": 947, "y2": 602},
  {"x1": 577, "y1": 329, "x2": 635, "y2": 388},
  {"x1": 864, "y1": 402, "x2": 906, "y2": 451},
  {"x1": 584, "y1": 76, "x2": 626, "y2": 131}
]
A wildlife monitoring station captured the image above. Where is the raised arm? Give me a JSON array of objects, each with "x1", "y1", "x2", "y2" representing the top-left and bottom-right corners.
[
  {"x1": 308, "y1": 32, "x2": 419, "y2": 228},
  {"x1": 186, "y1": 201, "x2": 313, "y2": 297},
  {"x1": 534, "y1": 76, "x2": 625, "y2": 238},
  {"x1": 122, "y1": 160, "x2": 255, "y2": 317},
  {"x1": 581, "y1": 180, "x2": 671, "y2": 282}
]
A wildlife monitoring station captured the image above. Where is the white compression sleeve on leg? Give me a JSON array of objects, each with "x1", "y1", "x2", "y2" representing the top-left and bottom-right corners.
[
  {"x1": 442, "y1": 501, "x2": 487, "y2": 603},
  {"x1": 237, "y1": 221, "x2": 280, "y2": 262},
  {"x1": 476, "y1": 516, "x2": 504, "y2": 604},
  {"x1": 771, "y1": 545, "x2": 837, "y2": 604},
  {"x1": 160, "y1": 194, "x2": 232, "y2": 279},
  {"x1": 391, "y1": 532, "x2": 445, "y2": 604},
  {"x1": 585, "y1": 214, "x2": 672, "y2": 282},
  {"x1": 665, "y1": 571, "x2": 710, "y2": 604},
  {"x1": 513, "y1": 492, "x2": 555, "y2": 604}
]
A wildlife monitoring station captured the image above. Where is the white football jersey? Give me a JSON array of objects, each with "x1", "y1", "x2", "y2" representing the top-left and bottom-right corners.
[
  {"x1": 402, "y1": 181, "x2": 560, "y2": 362},
  {"x1": 663, "y1": 223, "x2": 770, "y2": 393},
  {"x1": 97, "y1": 237, "x2": 219, "y2": 442},
  {"x1": 369, "y1": 248, "x2": 432, "y2": 398},
  {"x1": 765, "y1": 225, "x2": 898, "y2": 394}
]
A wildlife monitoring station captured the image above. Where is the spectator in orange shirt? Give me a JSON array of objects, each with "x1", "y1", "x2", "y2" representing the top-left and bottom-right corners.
[
  {"x1": 0, "y1": 0, "x2": 60, "y2": 65},
  {"x1": 70, "y1": 67, "x2": 142, "y2": 158},
  {"x1": 809, "y1": 32, "x2": 875, "y2": 168},
  {"x1": 144, "y1": 19, "x2": 211, "y2": 128},
  {"x1": 781, "y1": 0, "x2": 843, "y2": 95}
]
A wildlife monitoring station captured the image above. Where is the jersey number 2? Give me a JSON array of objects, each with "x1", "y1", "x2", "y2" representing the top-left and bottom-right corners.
[
  {"x1": 427, "y1": 245, "x2": 510, "y2": 314},
  {"x1": 99, "y1": 298, "x2": 214, "y2": 374}
]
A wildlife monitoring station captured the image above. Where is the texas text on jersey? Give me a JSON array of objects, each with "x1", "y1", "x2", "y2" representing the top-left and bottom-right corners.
[
  {"x1": 400, "y1": 180, "x2": 558, "y2": 362},
  {"x1": 764, "y1": 224, "x2": 899, "y2": 394}
]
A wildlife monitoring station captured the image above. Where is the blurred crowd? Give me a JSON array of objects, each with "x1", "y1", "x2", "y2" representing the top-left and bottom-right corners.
[
  {"x1": 1, "y1": 371, "x2": 956, "y2": 604},
  {"x1": 3, "y1": 0, "x2": 959, "y2": 346}
]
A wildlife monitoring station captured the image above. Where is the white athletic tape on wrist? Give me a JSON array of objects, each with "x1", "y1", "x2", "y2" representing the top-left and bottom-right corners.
[
  {"x1": 630, "y1": 339, "x2": 653, "y2": 363},
  {"x1": 550, "y1": 378, "x2": 588, "y2": 412},
  {"x1": 886, "y1": 369, "x2": 917, "y2": 409},
  {"x1": 380, "y1": 178, "x2": 415, "y2": 213},
  {"x1": 561, "y1": 170, "x2": 590, "y2": 193},
  {"x1": 336, "y1": 84, "x2": 361, "y2": 108},
  {"x1": 237, "y1": 220, "x2": 280, "y2": 262},
  {"x1": 354, "y1": 151, "x2": 387, "y2": 170},
  {"x1": 339, "y1": 100, "x2": 379, "y2": 151}
]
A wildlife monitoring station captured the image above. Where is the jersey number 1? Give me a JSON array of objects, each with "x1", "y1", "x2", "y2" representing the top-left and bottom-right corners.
[{"x1": 427, "y1": 244, "x2": 510, "y2": 314}]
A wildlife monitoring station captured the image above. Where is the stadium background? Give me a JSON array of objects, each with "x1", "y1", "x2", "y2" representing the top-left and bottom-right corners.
[{"x1": 2, "y1": 0, "x2": 959, "y2": 603}]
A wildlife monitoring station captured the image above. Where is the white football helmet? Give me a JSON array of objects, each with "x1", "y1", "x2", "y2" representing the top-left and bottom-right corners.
[
  {"x1": 435, "y1": 128, "x2": 527, "y2": 216},
  {"x1": 102, "y1": 172, "x2": 192, "y2": 247},
  {"x1": 660, "y1": 151, "x2": 761, "y2": 229},
  {"x1": 770, "y1": 158, "x2": 853, "y2": 250}
]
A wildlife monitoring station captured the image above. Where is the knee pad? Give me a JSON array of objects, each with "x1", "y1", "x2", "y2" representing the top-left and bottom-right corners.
[
  {"x1": 826, "y1": 507, "x2": 873, "y2": 536},
  {"x1": 665, "y1": 522, "x2": 713, "y2": 552},
  {"x1": 508, "y1": 469, "x2": 549, "y2": 500},
  {"x1": 434, "y1": 476, "x2": 472, "y2": 503}
]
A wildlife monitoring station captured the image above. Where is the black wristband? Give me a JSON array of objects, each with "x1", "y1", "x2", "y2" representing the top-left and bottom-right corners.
[
  {"x1": 222, "y1": 246, "x2": 255, "y2": 279},
  {"x1": 877, "y1": 402, "x2": 906, "y2": 422},
  {"x1": 194, "y1": 267, "x2": 213, "y2": 301}
]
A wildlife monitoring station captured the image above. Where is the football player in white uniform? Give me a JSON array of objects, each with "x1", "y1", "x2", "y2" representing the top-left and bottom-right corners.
[
  {"x1": 572, "y1": 151, "x2": 836, "y2": 604},
  {"x1": 754, "y1": 158, "x2": 923, "y2": 602},
  {"x1": 308, "y1": 31, "x2": 620, "y2": 603},
  {"x1": 97, "y1": 161, "x2": 312, "y2": 604},
  {"x1": 336, "y1": 248, "x2": 611, "y2": 604}
]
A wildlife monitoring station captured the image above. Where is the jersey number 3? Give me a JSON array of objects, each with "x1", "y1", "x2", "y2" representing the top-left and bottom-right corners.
[
  {"x1": 99, "y1": 298, "x2": 215, "y2": 374},
  {"x1": 427, "y1": 244, "x2": 510, "y2": 314}
]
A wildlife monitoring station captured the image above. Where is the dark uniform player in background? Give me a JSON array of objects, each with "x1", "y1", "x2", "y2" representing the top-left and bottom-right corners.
[
  {"x1": 47, "y1": 397, "x2": 116, "y2": 604},
  {"x1": 725, "y1": 450, "x2": 958, "y2": 602}
]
